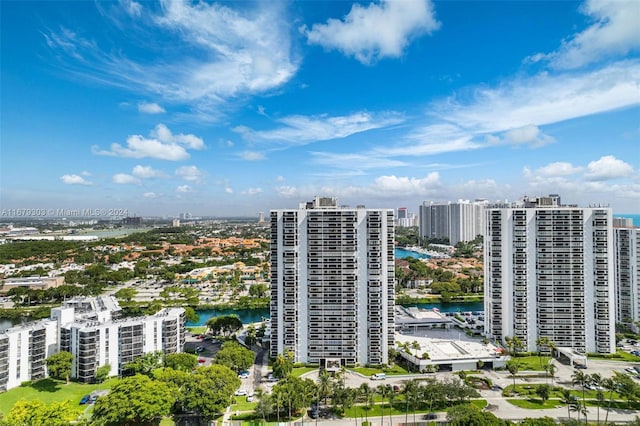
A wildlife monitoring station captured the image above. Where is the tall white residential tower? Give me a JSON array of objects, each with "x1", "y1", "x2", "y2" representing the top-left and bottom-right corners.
[
  {"x1": 484, "y1": 195, "x2": 615, "y2": 354},
  {"x1": 270, "y1": 197, "x2": 395, "y2": 367},
  {"x1": 614, "y1": 223, "x2": 639, "y2": 326}
]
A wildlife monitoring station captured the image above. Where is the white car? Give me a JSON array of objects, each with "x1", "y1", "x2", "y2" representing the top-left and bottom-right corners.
[{"x1": 235, "y1": 389, "x2": 248, "y2": 396}]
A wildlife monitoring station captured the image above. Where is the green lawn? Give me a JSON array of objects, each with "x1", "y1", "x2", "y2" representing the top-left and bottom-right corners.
[
  {"x1": 352, "y1": 365, "x2": 410, "y2": 377},
  {"x1": 0, "y1": 378, "x2": 117, "y2": 417},
  {"x1": 510, "y1": 355, "x2": 552, "y2": 371},
  {"x1": 506, "y1": 398, "x2": 563, "y2": 409},
  {"x1": 291, "y1": 367, "x2": 318, "y2": 377},
  {"x1": 186, "y1": 326, "x2": 207, "y2": 334}
]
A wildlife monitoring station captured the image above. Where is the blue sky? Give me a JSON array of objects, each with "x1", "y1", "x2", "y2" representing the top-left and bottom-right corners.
[{"x1": 1, "y1": 0, "x2": 639, "y2": 218}]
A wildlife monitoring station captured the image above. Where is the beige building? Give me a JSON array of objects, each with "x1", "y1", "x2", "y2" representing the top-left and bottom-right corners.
[{"x1": 0, "y1": 276, "x2": 65, "y2": 294}]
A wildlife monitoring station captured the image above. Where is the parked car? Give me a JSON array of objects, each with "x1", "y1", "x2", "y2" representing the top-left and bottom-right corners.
[
  {"x1": 235, "y1": 389, "x2": 248, "y2": 396},
  {"x1": 79, "y1": 395, "x2": 90, "y2": 405},
  {"x1": 423, "y1": 413, "x2": 437, "y2": 420},
  {"x1": 238, "y1": 370, "x2": 250, "y2": 379},
  {"x1": 88, "y1": 395, "x2": 98, "y2": 404},
  {"x1": 198, "y1": 358, "x2": 206, "y2": 363},
  {"x1": 195, "y1": 346, "x2": 205, "y2": 353},
  {"x1": 370, "y1": 373, "x2": 386, "y2": 380}
]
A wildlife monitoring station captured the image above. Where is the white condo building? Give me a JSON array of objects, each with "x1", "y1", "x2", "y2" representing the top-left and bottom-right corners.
[
  {"x1": 270, "y1": 197, "x2": 395, "y2": 367},
  {"x1": 0, "y1": 296, "x2": 185, "y2": 391},
  {"x1": 614, "y1": 224, "x2": 639, "y2": 326},
  {"x1": 419, "y1": 200, "x2": 486, "y2": 245},
  {"x1": 484, "y1": 195, "x2": 615, "y2": 354}
]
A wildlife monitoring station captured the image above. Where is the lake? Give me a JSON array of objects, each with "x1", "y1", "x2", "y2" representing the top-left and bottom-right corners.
[{"x1": 187, "y1": 301, "x2": 484, "y2": 326}]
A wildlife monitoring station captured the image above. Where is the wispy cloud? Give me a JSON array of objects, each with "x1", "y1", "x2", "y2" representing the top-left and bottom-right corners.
[
  {"x1": 138, "y1": 101, "x2": 166, "y2": 114},
  {"x1": 112, "y1": 173, "x2": 141, "y2": 184},
  {"x1": 175, "y1": 165, "x2": 204, "y2": 183},
  {"x1": 132, "y1": 165, "x2": 166, "y2": 179},
  {"x1": 60, "y1": 174, "x2": 92, "y2": 185},
  {"x1": 176, "y1": 185, "x2": 192, "y2": 193},
  {"x1": 527, "y1": 0, "x2": 640, "y2": 69},
  {"x1": 243, "y1": 187, "x2": 263, "y2": 195},
  {"x1": 486, "y1": 125, "x2": 555, "y2": 148},
  {"x1": 534, "y1": 162, "x2": 584, "y2": 177},
  {"x1": 234, "y1": 111, "x2": 404, "y2": 146},
  {"x1": 92, "y1": 124, "x2": 205, "y2": 161},
  {"x1": 304, "y1": 0, "x2": 440, "y2": 64},
  {"x1": 45, "y1": 0, "x2": 298, "y2": 119},
  {"x1": 434, "y1": 61, "x2": 640, "y2": 134},
  {"x1": 240, "y1": 151, "x2": 266, "y2": 161}
]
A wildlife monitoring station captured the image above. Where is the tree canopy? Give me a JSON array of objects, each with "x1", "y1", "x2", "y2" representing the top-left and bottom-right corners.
[
  {"x1": 206, "y1": 315, "x2": 243, "y2": 336},
  {"x1": 1, "y1": 400, "x2": 76, "y2": 426},
  {"x1": 178, "y1": 365, "x2": 240, "y2": 420},
  {"x1": 164, "y1": 352, "x2": 198, "y2": 372},
  {"x1": 213, "y1": 341, "x2": 255, "y2": 372},
  {"x1": 91, "y1": 374, "x2": 175, "y2": 426},
  {"x1": 45, "y1": 351, "x2": 73, "y2": 383}
]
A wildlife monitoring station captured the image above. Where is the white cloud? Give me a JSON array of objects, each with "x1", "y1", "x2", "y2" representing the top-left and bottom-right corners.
[
  {"x1": 435, "y1": 61, "x2": 640, "y2": 134},
  {"x1": 138, "y1": 102, "x2": 166, "y2": 114},
  {"x1": 311, "y1": 152, "x2": 409, "y2": 170},
  {"x1": 175, "y1": 165, "x2": 204, "y2": 183},
  {"x1": 240, "y1": 151, "x2": 266, "y2": 161},
  {"x1": 535, "y1": 162, "x2": 584, "y2": 177},
  {"x1": 369, "y1": 172, "x2": 441, "y2": 195},
  {"x1": 275, "y1": 176, "x2": 286, "y2": 182},
  {"x1": 527, "y1": 0, "x2": 640, "y2": 69},
  {"x1": 305, "y1": 0, "x2": 440, "y2": 64},
  {"x1": 121, "y1": 0, "x2": 142, "y2": 17},
  {"x1": 92, "y1": 124, "x2": 204, "y2": 160},
  {"x1": 80, "y1": 170, "x2": 92, "y2": 176},
  {"x1": 142, "y1": 192, "x2": 159, "y2": 199},
  {"x1": 235, "y1": 111, "x2": 403, "y2": 146},
  {"x1": 225, "y1": 187, "x2": 233, "y2": 194},
  {"x1": 60, "y1": 174, "x2": 92, "y2": 185},
  {"x1": 112, "y1": 173, "x2": 141, "y2": 184},
  {"x1": 132, "y1": 165, "x2": 165, "y2": 179},
  {"x1": 276, "y1": 185, "x2": 298, "y2": 197},
  {"x1": 176, "y1": 185, "x2": 192, "y2": 193},
  {"x1": 585, "y1": 155, "x2": 634, "y2": 180},
  {"x1": 243, "y1": 187, "x2": 263, "y2": 195},
  {"x1": 487, "y1": 125, "x2": 556, "y2": 148},
  {"x1": 45, "y1": 1, "x2": 298, "y2": 119}
]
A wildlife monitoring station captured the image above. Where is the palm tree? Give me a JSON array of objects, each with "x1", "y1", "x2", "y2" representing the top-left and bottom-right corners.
[
  {"x1": 376, "y1": 384, "x2": 391, "y2": 426},
  {"x1": 589, "y1": 373, "x2": 603, "y2": 425},
  {"x1": 547, "y1": 361, "x2": 557, "y2": 386},
  {"x1": 572, "y1": 370, "x2": 589, "y2": 424},
  {"x1": 506, "y1": 359, "x2": 520, "y2": 395},
  {"x1": 602, "y1": 377, "x2": 616, "y2": 426},
  {"x1": 561, "y1": 389, "x2": 578, "y2": 420},
  {"x1": 359, "y1": 383, "x2": 373, "y2": 424},
  {"x1": 536, "y1": 336, "x2": 550, "y2": 367},
  {"x1": 317, "y1": 369, "x2": 332, "y2": 405},
  {"x1": 403, "y1": 379, "x2": 418, "y2": 426}
]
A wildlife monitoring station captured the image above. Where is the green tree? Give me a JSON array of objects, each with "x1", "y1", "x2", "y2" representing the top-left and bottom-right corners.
[
  {"x1": 45, "y1": 351, "x2": 73, "y2": 383},
  {"x1": 183, "y1": 306, "x2": 199, "y2": 324},
  {"x1": 114, "y1": 288, "x2": 137, "y2": 302},
  {"x1": 446, "y1": 403, "x2": 504, "y2": 425},
  {"x1": 95, "y1": 364, "x2": 112, "y2": 383},
  {"x1": 273, "y1": 351, "x2": 294, "y2": 379},
  {"x1": 206, "y1": 315, "x2": 243, "y2": 336},
  {"x1": 213, "y1": 341, "x2": 255, "y2": 373},
  {"x1": 92, "y1": 374, "x2": 175, "y2": 426},
  {"x1": 2, "y1": 400, "x2": 76, "y2": 426},
  {"x1": 179, "y1": 365, "x2": 240, "y2": 421},
  {"x1": 249, "y1": 283, "x2": 268, "y2": 298},
  {"x1": 506, "y1": 359, "x2": 520, "y2": 395},
  {"x1": 164, "y1": 353, "x2": 198, "y2": 372},
  {"x1": 124, "y1": 351, "x2": 164, "y2": 377},
  {"x1": 535, "y1": 384, "x2": 551, "y2": 403}
]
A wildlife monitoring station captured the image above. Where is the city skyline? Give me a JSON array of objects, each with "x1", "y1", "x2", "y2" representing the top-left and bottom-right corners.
[{"x1": 1, "y1": 0, "x2": 639, "y2": 217}]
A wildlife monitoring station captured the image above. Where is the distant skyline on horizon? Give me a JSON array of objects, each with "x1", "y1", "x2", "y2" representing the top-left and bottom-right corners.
[{"x1": 1, "y1": 0, "x2": 638, "y2": 217}]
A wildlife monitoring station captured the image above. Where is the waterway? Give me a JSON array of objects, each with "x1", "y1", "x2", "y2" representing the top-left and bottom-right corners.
[
  {"x1": 394, "y1": 247, "x2": 431, "y2": 259},
  {"x1": 187, "y1": 300, "x2": 483, "y2": 327}
]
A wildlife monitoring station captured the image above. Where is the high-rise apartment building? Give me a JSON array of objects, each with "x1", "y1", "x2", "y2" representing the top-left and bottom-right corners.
[
  {"x1": 0, "y1": 296, "x2": 185, "y2": 390},
  {"x1": 484, "y1": 195, "x2": 615, "y2": 354},
  {"x1": 614, "y1": 224, "x2": 639, "y2": 326},
  {"x1": 270, "y1": 197, "x2": 395, "y2": 367},
  {"x1": 419, "y1": 200, "x2": 486, "y2": 245}
]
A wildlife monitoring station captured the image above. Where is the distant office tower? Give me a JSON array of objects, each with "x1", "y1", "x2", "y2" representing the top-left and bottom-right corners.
[
  {"x1": 614, "y1": 225, "x2": 639, "y2": 325},
  {"x1": 258, "y1": 212, "x2": 265, "y2": 223},
  {"x1": 484, "y1": 196, "x2": 615, "y2": 354},
  {"x1": 419, "y1": 200, "x2": 486, "y2": 245},
  {"x1": 396, "y1": 207, "x2": 413, "y2": 228},
  {"x1": 270, "y1": 197, "x2": 395, "y2": 367},
  {"x1": 613, "y1": 217, "x2": 634, "y2": 228},
  {"x1": 172, "y1": 218, "x2": 181, "y2": 227}
]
